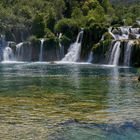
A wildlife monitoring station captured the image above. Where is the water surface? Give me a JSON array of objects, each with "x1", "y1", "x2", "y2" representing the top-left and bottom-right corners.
[{"x1": 0, "y1": 62, "x2": 140, "y2": 140}]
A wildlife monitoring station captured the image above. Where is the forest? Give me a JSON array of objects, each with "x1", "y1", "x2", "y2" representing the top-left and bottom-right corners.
[{"x1": 0, "y1": 0, "x2": 140, "y2": 40}]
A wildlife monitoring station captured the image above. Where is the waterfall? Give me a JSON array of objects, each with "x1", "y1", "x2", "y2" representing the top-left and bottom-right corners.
[
  {"x1": 137, "y1": 20, "x2": 140, "y2": 25},
  {"x1": 107, "y1": 26, "x2": 140, "y2": 66},
  {"x1": 3, "y1": 46, "x2": 14, "y2": 62},
  {"x1": 109, "y1": 41, "x2": 121, "y2": 66},
  {"x1": 124, "y1": 41, "x2": 133, "y2": 66},
  {"x1": 59, "y1": 33, "x2": 64, "y2": 59},
  {"x1": 16, "y1": 42, "x2": 23, "y2": 61},
  {"x1": 62, "y1": 30, "x2": 83, "y2": 62},
  {"x1": 108, "y1": 27, "x2": 116, "y2": 39},
  {"x1": 39, "y1": 39, "x2": 45, "y2": 61},
  {"x1": 87, "y1": 51, "x2": 93, "y2": 63}
]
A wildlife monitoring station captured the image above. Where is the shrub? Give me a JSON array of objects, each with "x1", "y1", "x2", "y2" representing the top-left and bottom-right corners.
[
  {"x1": 55, "y1": 18, "x2": 79, "y2": 40},
  {"x1": 31, "y1": 13, "x2": 45, "y2": 38}
]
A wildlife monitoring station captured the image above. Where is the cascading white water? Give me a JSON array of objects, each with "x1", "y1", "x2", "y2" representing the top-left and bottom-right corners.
[
  {"x1": 87, "y1": 51, "x2": 93, "y2": 63},
  {"x1": 39, "y1": 39, "x2": 45, "y2": 61},
  {"x1": 109, "y1": 41, "x2": 121, "y2": 66},
  {"x1": 108, "y1": 26, "x2": 140, "y2": 66},
  {"x1": 16, "y1": 42, "x2": 23, "y2": 61},
  {"x1": 3, "y1": 47, "x2": 14, "y2": 61},
  {"x1": 59, "y1": 33, "x2": 65, "y2": 59},
  {"x1": 124, "y1": 41, "x2": 133, "y2": 66},
  {"x1": 62, "y1": 30, "x2": 83, "y2": 62},
  {"x1": 120, "y1": 26, "x2": 130, "y2": 35},
  {"x1": 137, "y1": 20, "x2": 140, "y2": 25},
  {"x1": 108, "y1": 27, "x2": 116, "y2": 39}
]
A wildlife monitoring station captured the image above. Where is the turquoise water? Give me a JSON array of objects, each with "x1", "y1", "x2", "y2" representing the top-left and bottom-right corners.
[{"x1": 0, "y1": 62, "x2": 140, "y2": 140}]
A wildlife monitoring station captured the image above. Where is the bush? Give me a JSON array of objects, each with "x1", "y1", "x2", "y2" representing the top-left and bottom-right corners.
[
  {"x1": 29, "y1": 35, "x2": 40, "y2": 48},
  {"x1": 55, "y1": 18, "x2": 79, "y2": 41},
  {"x1": 44, "y1": 36, "x2": 58, "y2": 49},
  {"x1": 31, "y1": 13, "x2": 45, "y2": 38},
  {"x1": 60, "y1": 35, "x2": 71, "y2": 47},
  {"x1": 103, "y1": 32, "x2": 114, "y2": 40},
  {"x1": 44, "y1": 28, "x2": 55, "y2": 39}
]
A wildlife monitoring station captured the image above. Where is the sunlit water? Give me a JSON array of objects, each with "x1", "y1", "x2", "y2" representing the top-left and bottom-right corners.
[{"x1": 0, "y1": 62, "x2": 140, "y2": 140}]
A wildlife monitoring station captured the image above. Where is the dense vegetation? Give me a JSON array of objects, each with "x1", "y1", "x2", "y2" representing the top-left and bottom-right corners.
[{"x1": 0, "y1": 0, "x2": 139, "y2": 42}]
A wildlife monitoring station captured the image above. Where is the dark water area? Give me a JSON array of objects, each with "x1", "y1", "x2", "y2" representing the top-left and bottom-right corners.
[{"x1": 0, "y1": 62, "x2": 140, "y2": 139}]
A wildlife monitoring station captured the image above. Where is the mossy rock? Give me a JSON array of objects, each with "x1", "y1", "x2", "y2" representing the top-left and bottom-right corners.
[
  {"x1": 45, "y1": 28, "x2": 55, "y2": 39},
  {"x1": 93, "y1": 39, "x2": 111, "y2": 55},
  {"x1": 132, "y1": 23, "x2": 140, "y2": 28},
  {"x1": 103, "y1": 32, "x2": 114, "y2": 40},
  {"x1": 29, "y1": 36, "x2": 40, "y2": 48},
  {"x1": 9, "y1": 42, "x2": 16, "y2": 53},
  {"x1": 129, "y1": 33, "x2": 137, "y2": 39},
  {"x1": 44, "y1": 36, "x2": 58, "y2": 49},
  {"x1": 60, "y1": 35, "x2": 71, "y2": 47},
  {"x1": 112, "y1": 28, "x2": 121, "y2": 35},
  {"x1": 81, "y1": 23, "x2": 108, "y2": 58},
  {"x1": 131, "y1": 40, "x2": 140, "y2": 67}
]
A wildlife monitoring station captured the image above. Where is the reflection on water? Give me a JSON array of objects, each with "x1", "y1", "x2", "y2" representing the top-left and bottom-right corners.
[{"x1": 0, "y1": 63, "x2": 140, "y2": 139}]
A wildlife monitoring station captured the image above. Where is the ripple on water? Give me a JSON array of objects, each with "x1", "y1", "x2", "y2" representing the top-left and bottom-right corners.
[{"x1": 0, "y1": 63, "x2": 140, "y2": 139}]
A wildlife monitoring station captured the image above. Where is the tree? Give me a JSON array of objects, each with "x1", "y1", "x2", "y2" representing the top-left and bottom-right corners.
[{"x1": 31, "y1": 13, "x2": 45, "y2": 38}]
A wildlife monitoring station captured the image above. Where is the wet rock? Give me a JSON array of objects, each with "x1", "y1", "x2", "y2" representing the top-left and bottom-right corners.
[
  {"x1": 138, "y1": 76, "x2": 140, "y2": 81},
  {"x1": 112, "y1": 29, "x2": 120, "y2": 35},
  {"x1": 129, "y1": 33, "x2": 137, "y2": 39}
]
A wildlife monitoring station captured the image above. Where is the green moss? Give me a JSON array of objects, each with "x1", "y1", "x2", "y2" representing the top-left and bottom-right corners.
[
  {"x1": 44, "y1": 36, "x2": 58, "y2": 49},
  {"x1": 60, "y1": 35, "x2": 71, "y2": 47},
  {"x1": 29, "y1": 36, "x2": 40, "y2": 48},
  {"x1": 44, "y1": 28, "x2": 55, "y2": 39},
  {"x1": 103, "y1": 32, "x2": 114, "y2": 40},
  {"x1": 93, "y1": 39, "x2": 111, "y2": 55},
  {"x1": 132, "y1": 23, "x2": 140, "y2": 28},
  {"x1": 55, "y1": 18, "x2": 79, "y2": 42}
]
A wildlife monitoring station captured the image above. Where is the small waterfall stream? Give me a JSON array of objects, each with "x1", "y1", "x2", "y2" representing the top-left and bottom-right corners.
[
  {"x1": 39, "y1": 39, "x2": 45, "y2": 61},
  {"x1": 3, "y1": 46, "x2": 14, "y2": 62},
  {"x1": 87, "y1": 51, "x2": 93, "y2": 63},
  {"x1": 62, "y1": 30, "x2": 83, "y2": 62},
  {"x1": 109, "y1": 41, "x2": 121, "y2": 66},
  {"x1": 16, "y1": 42, "x2": 23, "y2": 61},
  {"x1": 124, "y1": 41, "x2": 133, "y2": 66},
  {"x1": 59, "y1": 33, "x2": 64, "y2": 59}
]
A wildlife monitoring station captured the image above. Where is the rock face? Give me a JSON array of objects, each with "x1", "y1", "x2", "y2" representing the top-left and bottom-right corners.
[
  {"x1": 129, "y1": 33, "x2": 137, "y2": 39},
  {"x1": 138, "y1": 76, "x2": 140, "y2": 81}
]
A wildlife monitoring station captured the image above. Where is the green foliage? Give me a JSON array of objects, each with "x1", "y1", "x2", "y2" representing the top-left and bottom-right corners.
[
  {"x1": 60, "y1": 35, "x2": 71, "y2": 47},
  {"x1": 71, "y1": 7, "x2": 83, "y2": 19},
  {"x1": 45, "y1": 28, "x2": 55, "y2": 39},
  {"x1": 55, "y1": 18, "x2": 79, "y2": 41},
  {"x1": 103, "y1": 32, "x2": 114, "y2": 40},
  {"x1": 31, "y1": 13, "x2": 45, "y2": 38},
  {"x1": 46, "y1": 10, "x2": 56, "y2": 32}
]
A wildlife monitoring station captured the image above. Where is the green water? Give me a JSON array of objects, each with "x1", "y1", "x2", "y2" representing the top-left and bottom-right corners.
[{"x1": 0, "y1": 62, "x2": 140, "y2": 140}]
